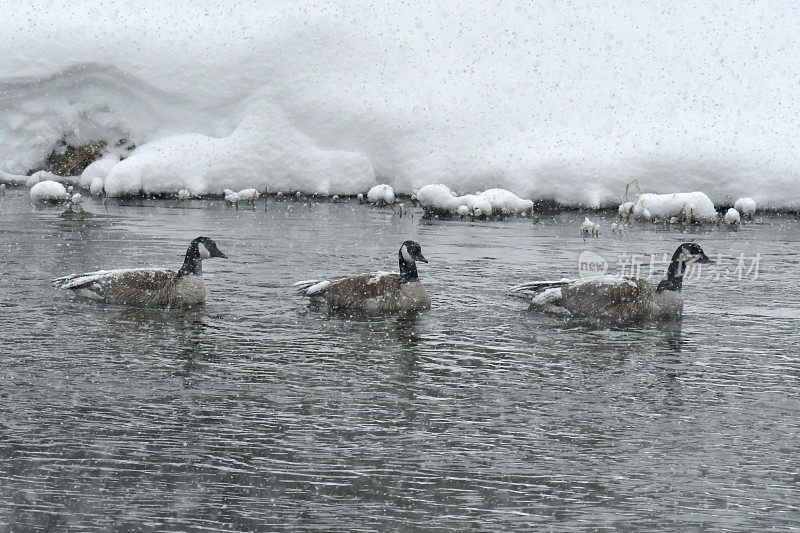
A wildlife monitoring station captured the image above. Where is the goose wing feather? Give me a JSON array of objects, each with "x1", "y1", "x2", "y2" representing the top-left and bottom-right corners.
[{"x1": 507, "y1": 279, "x2": 573, "y2": 299}]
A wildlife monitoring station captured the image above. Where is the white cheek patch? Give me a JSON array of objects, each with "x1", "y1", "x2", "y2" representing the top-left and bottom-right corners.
[
  {"x1": 198, "y1": 242, "x2": 211, "y2": 259},
  {"x1": 401, "y1": 245, "x2": 414, "y2": 263}
]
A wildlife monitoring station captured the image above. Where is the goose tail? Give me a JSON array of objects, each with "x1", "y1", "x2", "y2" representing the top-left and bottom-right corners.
[
  {"x1": 51, "y1": 273, "x2": 82, "y2": 289},
  {"x1": 293, "y1": 279, "x2": 330, "y2": 296},
  {"x1": 507, "y1": 279, "x2": 572, "y2": 299}
]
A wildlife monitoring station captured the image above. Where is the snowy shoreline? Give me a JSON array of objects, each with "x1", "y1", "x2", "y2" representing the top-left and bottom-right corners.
[
  {"x1": 4, "y1": 2, "x2": 800, "y2": 210},
  {"x1": 5, "y1": 182, "x2": 793, "y2": 216}
]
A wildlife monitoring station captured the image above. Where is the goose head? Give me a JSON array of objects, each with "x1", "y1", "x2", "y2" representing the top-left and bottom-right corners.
[
  {"x1": 179, "y1": 237, "x2": 227, "y2": 277},
  {"x1": 658, "y1": 242, "x2": 711, "y2": 292},
  {"x1": 673, "y1": 242, "x2": 711, "y2": 265},
  {"x1": 399, "y1": 241, "x2": 427, "y2": 282}
]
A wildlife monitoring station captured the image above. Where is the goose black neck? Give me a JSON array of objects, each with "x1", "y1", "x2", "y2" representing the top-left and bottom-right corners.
[
  {"x1": 399, "y1": 254, "x2": 418, "y2": 283},
  {"x1": 656, "y1": 251, "x2": 687, "y2": 292},
  {"x1": 177, "y1": 243, "x2": 202, "y2": 278}
]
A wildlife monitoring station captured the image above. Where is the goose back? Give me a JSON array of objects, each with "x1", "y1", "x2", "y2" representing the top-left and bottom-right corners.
[
  {"x1": 557, "y1": 277, "x2": 682, "y2": 319},
  {"x1": 305, "y1": 271, "x2": 431, "y2": 313}
]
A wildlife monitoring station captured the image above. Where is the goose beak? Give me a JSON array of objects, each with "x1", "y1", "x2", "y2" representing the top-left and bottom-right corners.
[
  {"x1": 415, "y1": 253, "x2": 428, "y2": 263},
  {"x1": 212, "y1": 249, "x2": 228, "y2": 259},
  {"x1": 697, "y1": 253, "x2": 711, "y2": 264}
]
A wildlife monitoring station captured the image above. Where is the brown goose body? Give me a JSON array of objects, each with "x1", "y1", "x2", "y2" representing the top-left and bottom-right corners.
[
  {"x1": 520, "y1": 276, "x2": 683, "y2": 319},
  {"x1": 300, "y1": 271, "x2": 431, "y2": 314},
  {"x1": 295, "y1": 240, "x2": 431, "y2": 315},
  {"x1": 52, "y1": 268, "x2": 207, "y2": 307}
]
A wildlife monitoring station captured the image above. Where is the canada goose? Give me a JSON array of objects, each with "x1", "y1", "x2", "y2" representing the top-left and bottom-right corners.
[
  {"x1": 52, "y1": 236, "x2": 227, "y2": 307},
  {"x1": 508, "y1": 243, "x2": 711, "y2": 319},
  {"x1": 294, "y1": 241, "x2": 431, "y2": 314}
]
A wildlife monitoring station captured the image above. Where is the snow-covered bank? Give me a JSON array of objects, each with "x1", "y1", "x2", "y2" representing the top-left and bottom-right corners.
[{"x1": 3, "y1": 2, "x2": 800, "y2": 206}]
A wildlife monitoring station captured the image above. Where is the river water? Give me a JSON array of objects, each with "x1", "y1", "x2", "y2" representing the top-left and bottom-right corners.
[{"x1": 1, "y1": 190, "x2": 798, "y2": 531}]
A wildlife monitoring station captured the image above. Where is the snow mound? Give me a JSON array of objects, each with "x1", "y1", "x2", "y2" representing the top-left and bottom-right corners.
[
  {"x1": 30, "y1": 180, "x2": 68, "y2": 202},
  {"x1": 734, "y1": 197, "x2": 757, "y2": 216},
  {"x1": 79, "y1": 153, "x2": 120, "y2": 191},
  {"x1": 238, "y1": 188, "x2": 259, "y2": 202},
  {"x1": 478, "y1": 189, "x2": 534, "y2": 214},
  {"x1": 367, "y1": 184, "x2": 395, "y2": 205},
  {"x1": 103, "y1": 99, "x2": 375, "y2": 197},
  {"x1": 628, "y1": 192, "x2": 717, "y2": 222},
  {"x1": 724, "y1": 208, "x2": 741, "y2": 225},
  {"x1": 417, "y1": 184, "x2": 532, "y2": 216}
]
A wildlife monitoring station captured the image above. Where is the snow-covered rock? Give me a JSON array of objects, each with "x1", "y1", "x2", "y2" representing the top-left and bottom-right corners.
[
  {"x1": 734, "y1": 197, "x2": 757, "y2": 217},
  {"x1": 417, "y1": 184, "x2": 462, "y2": 212},
  {"x1": 30, "y1": 180, "x2": 68, "y2": 202},
  {"x1": 367, "y1": 184, "x2": 395, "y2": 205},
  {"x1": 724, "y1": 207, "x2": 741, "y2": 225},
  {"x1": 628, "y1": 192, "x2": 717, "y2": 222},
  {"x1": 237, "y1": 188, "x2": 260, "y2": 202},
  {"x1": 223, "y1": 189, "x2": 240, "y2": 205},
  {"x1": 417, "y1": 184, "x2": 532, "y2": 217},
  {"x1": 478, "y1": 188, "x2": 534, "y2": 214}
]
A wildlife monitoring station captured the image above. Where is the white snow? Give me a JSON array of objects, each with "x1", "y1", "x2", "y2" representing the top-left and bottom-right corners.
[
  {"x1": 367, "y1": 184, "x2": 395, "y2": 205},
  {"x1": 416, "y1": 184, "x2": 532, "y2": 216},
  {"x1": 581, "y1": 217, "x2": 599, "y2": 236},
  {"x1": 368, "y1": 271, "x2": 393, "y2": 284},
  {"x1": 237, "y1": 188, "x2": 259, "y2": 203},
  {"x1": 79, "y1": 153, "x2": 120, "y2": 190},
  {"x1": 224, "y1": 189, "x2": 240, "y2": 204},
  {"x1": 26, "y1": 170, "x2": 68, "y2": 188},
  {"x1": 457, "y1": 205, "x2": 470, "y2": 217},
  {"x1": 2, "y1": 4, "x2": 800, "y2": 207},
  {"x1": 89, "y1": 177, "x2": 105, "y2": 196},
  {"x1": 724, "y1": 207, "x2": 741, "y2": 225},
  {"x1": 177, "y1": 189, "x2": 191, "y2": 200},
  {"x1": 572, "y1": 276, "x2": 639, "y2": 288},
  {"x1": 627, "y1": 192, "x2": 717, "y2": 222},
  {"x1": 734, "y1": 197, "x2": 757, "y2": 216},
  {"x1": 30, "y1": 180, "x2": 68, "y2": 202},
  {"x1": 618, "y1": 201, "x2": 635, "y2": 219}
]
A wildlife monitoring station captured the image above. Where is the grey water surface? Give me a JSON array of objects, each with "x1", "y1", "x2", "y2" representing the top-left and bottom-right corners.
[{"x1": 1, "y1": 190, "x2": 799, "y2": 531}]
